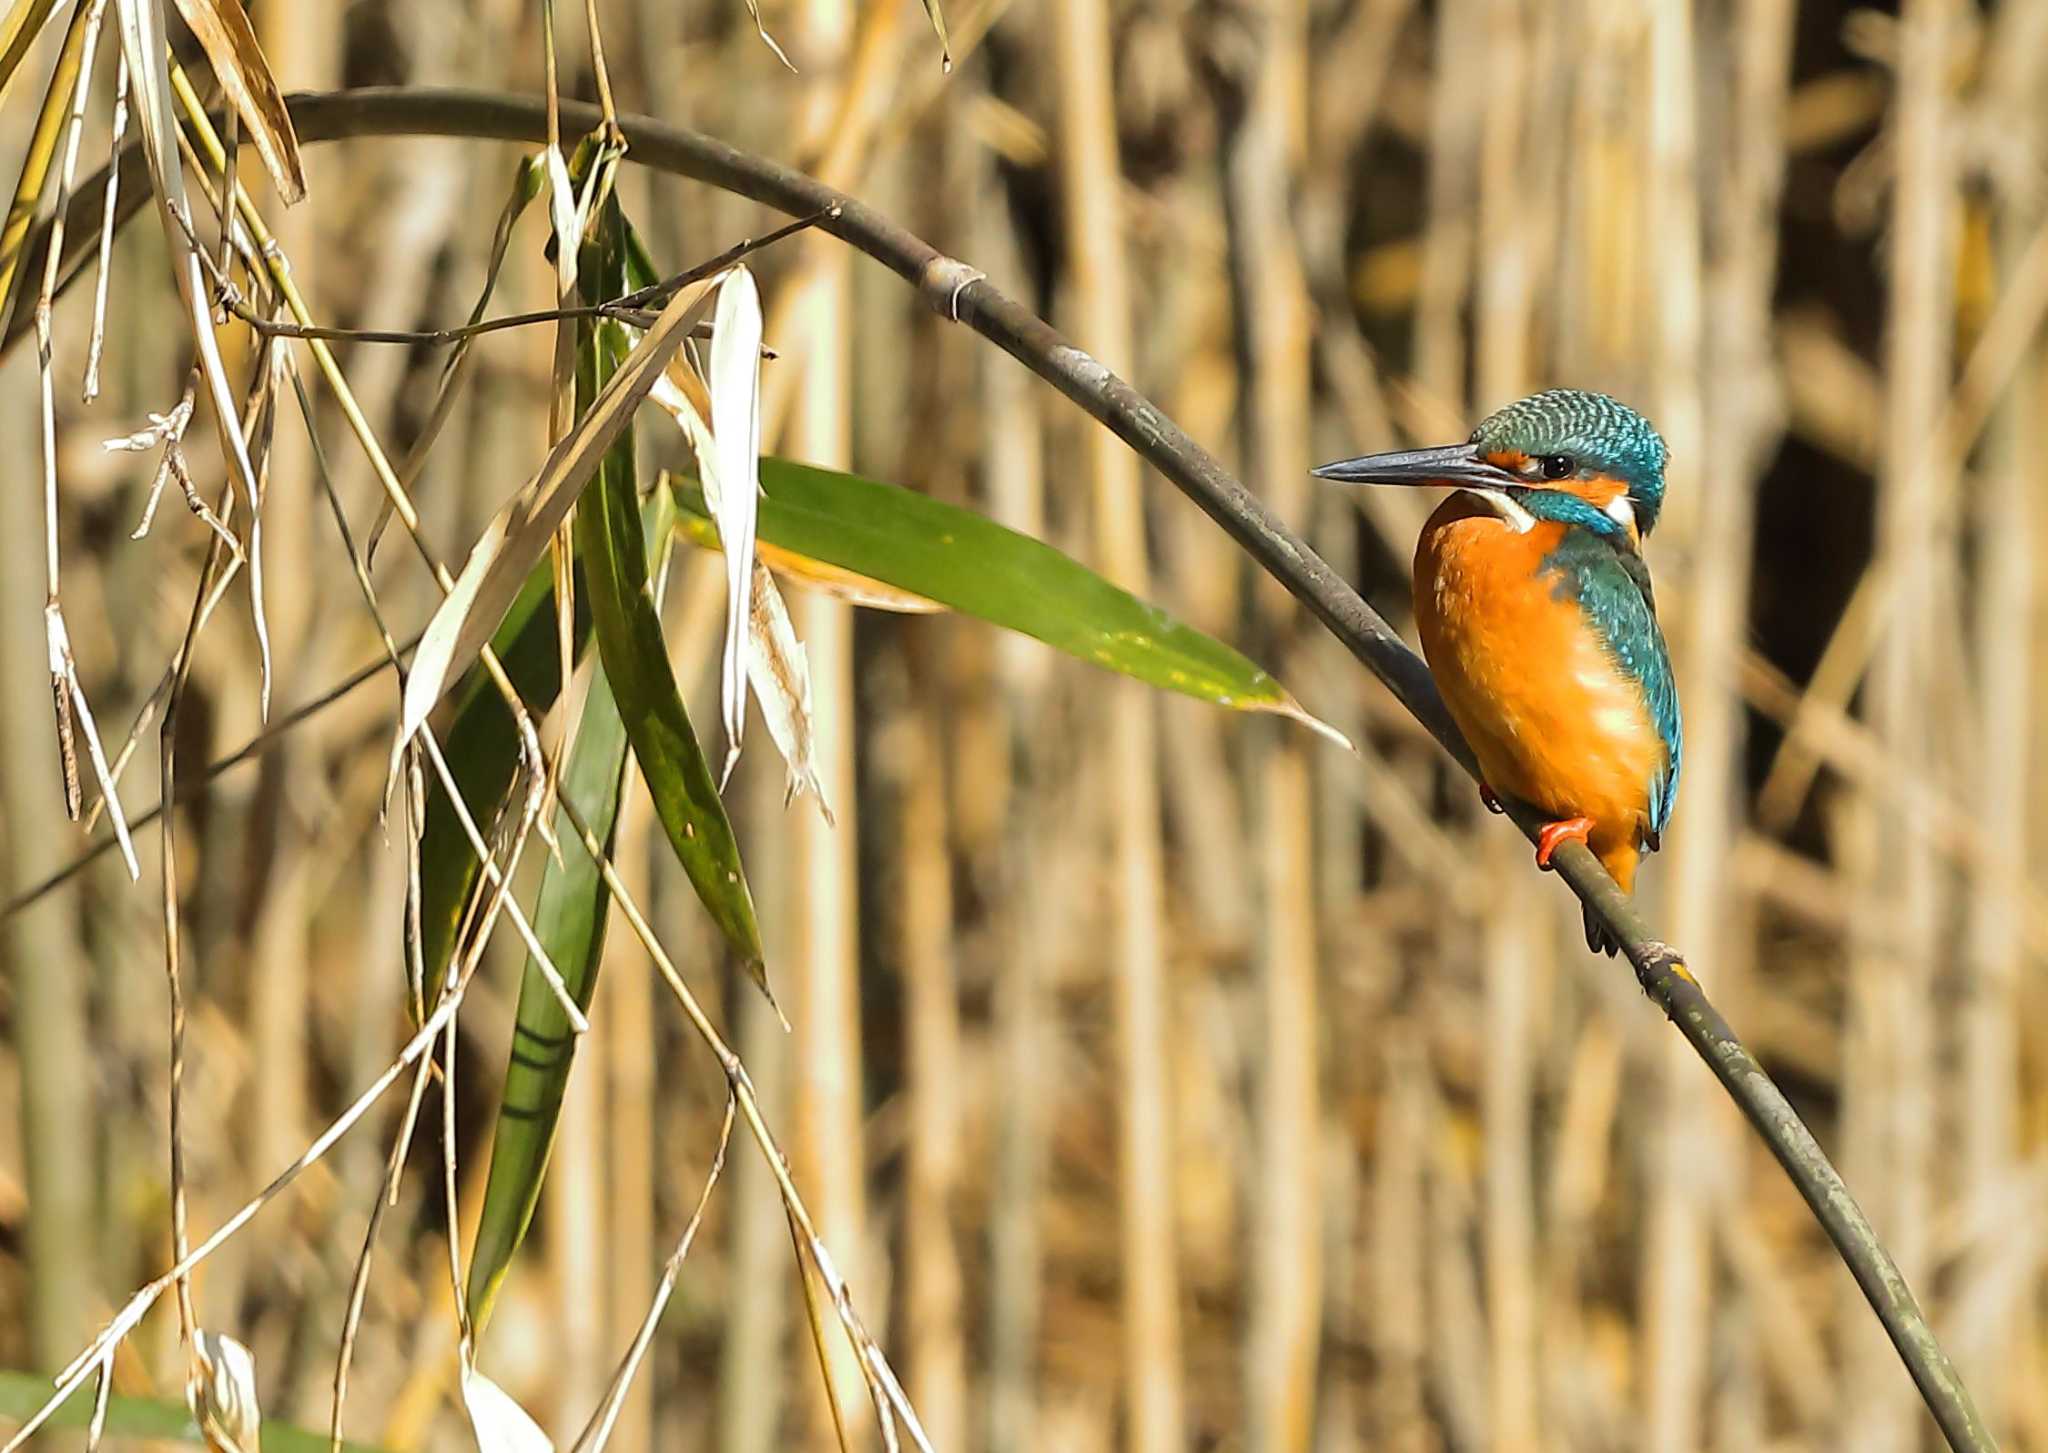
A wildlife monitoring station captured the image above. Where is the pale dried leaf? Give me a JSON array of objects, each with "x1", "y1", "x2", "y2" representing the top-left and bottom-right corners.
[
  {"x1": 736, "y1": 0, "x2": 794, "y2": 71},
  {"x1": 168, "y1": 0, "x2": 303, "y2": 203},
  {"x1": 115, "y1": 0, "x2": 271, "y2": 713},
  {"x1": 186, "y1": 1330, "x2": 261, "y2": 1453},
  {"x1": 543, "y1": 144, "x2": 580, "y2": 295},
  {"x1": 461, "y1": 1368, "x2": 554, "y2": 1453},
  {"x1": 47, "y1": 607, "x2": 139, "y2": 880},
  {"x1": 390, "y1": 276, "x2": 717, "y2": 779},
  {"x1": 707, "y1": 266, "x2": 764, "y2": 785},
  {"x1": 650, "y1": 352, "x2": 852, "y2": 805},
  {"x1": 746, "y1": 561, "x2": 830, "y2": 820}
]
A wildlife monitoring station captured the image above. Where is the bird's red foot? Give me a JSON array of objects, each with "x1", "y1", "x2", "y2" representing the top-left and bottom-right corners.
[
  {"x1": 1534, "y1": 817, "x2": 1595, "y2": 869},
  {"x1": 1479, "y1": 783, "x2": 1506, "y2": 815}
]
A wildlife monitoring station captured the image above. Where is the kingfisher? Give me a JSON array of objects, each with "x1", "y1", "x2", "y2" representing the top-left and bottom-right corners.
[{"x1": 1312, "y1": 389, "x2": 1681, "y2": 955}]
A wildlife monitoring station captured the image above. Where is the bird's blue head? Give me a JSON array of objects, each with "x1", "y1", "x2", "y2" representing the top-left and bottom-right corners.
[
  {"x1": 1469, "y1": 390, "x2": 1669, "y2": 534},
  {"x1": 1312, "y1": 388, "x2": 1671, "y2": 537}
]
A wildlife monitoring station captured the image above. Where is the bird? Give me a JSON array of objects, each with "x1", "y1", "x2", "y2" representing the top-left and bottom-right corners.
[{"x1": 1311, "y1": 389, "x2": 1681, "y2": 955}]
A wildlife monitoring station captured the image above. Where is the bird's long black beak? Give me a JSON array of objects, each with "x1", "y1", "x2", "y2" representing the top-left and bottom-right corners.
[{"x1": 1310, "y1": 441, "x2": 1521, "y2": 491}]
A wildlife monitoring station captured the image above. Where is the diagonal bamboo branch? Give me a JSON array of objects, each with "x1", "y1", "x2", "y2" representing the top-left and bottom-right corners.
[{"x1": 8, "y1": 84, "x2": 1998, "y2": 1453}]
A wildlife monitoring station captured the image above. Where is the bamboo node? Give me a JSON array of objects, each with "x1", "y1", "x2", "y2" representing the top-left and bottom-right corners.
[{"x1": 918, "y1": 254, "x2": 985, "y2": 321}]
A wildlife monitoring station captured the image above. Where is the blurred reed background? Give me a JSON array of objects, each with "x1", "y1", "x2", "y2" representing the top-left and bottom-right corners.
[{"x1": 2, "y1": 0, "x2": 2045, "y2": 1450}]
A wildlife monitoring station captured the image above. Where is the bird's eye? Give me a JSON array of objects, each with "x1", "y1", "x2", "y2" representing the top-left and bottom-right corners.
[{"x1": 1540, "y1": 454, "x2": 1575, "y2": 480}]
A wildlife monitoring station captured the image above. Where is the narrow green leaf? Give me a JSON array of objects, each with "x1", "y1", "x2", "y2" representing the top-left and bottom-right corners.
[
  {"x1": 415, "y1": 560, "x2": 581, "y2": 1003},
  {"x1": 466, "y1": 187, "x2": 737, "y2": 1329},
  {"x1": 0, "y1": 1368, "x2": 394, "y2": 1453},
  {"x1": 465, "y1": 490, "x2": 674, "y2": 1335},
  {"x1": 670, "y1": 461, "x2": 1344, "y2": 743},
  {"x1": 579, "y1": 196, "x2": 768, "y2": 987},
  {"x1": 462, "y1": 628, "x2": 626, "y2": 1335}
]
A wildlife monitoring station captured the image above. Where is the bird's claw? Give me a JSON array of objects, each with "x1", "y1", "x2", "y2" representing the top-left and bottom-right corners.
[
  {"x1": 1479, "y1": 783, "x2": 1505, "y2": 815},
  {"x1": 1534, "y1": 816, "x2": 1594, "y2": 869}
]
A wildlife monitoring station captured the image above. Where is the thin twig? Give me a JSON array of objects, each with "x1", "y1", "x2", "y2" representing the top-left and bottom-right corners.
[
  {"x1": 565, "y1": 1095, "x2": 737, "y2": 1453},
  {"x1": 4, "y1": 637, "x2": 413, "y2": 918},
  {"x1": 1, "y1": 970, "x2": 481, "y2": 1453},
  {"x1": 82, "y1": 49, "x2": 127, "y2": 401},
  {"x1": 215, "y1": 204, "x2": 832, "y2": 345},
  {"x1": 329, "y1": 1052, "x2": 434, "y2": 1453}
]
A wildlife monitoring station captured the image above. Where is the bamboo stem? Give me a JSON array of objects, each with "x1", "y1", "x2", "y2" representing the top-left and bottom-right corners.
[
  {"x1": 1046, "y1": 0, "x2": 1186, "y2": 1443},
  {"x1": 1850, "y1": 1, "x2": 1958, "y2": 1447}
]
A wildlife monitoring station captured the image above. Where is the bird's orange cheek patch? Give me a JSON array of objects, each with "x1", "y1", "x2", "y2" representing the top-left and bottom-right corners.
[{"x1": 1569, "y1": 475, "x2": 1627, "y2": 508}]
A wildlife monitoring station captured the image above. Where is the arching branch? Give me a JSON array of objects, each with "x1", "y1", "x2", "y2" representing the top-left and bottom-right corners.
[{"x1": 6, "y1": 84, "x2": 1997, "y2": 1453}]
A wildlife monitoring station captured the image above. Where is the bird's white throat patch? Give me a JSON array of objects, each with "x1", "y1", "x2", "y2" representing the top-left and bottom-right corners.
[{"x1": 1470, "y1": 488, "x2": 1537, "y2": 534}]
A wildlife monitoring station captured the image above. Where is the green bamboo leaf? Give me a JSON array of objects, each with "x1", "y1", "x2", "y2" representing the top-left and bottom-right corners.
[
  {"x1": 588, "y1": 447, "x2": 767, "y2": 985},
  {"x1": 669, "y1": 461, "x2": 1345, "y2": 743},
  {"x1": 466, "y1": 188, "x2": 743, "y2": 1329},
  {"x1": 579, "y1": 193, "x2": 768, "y2": 986},
  {"x1": 0, "y1": 1369, "x2": 394, "y2": 1453},
  {"x1": 465, "y1": 489, "x2": 674, "y2": 1335},
  {"x1": 415, "y1": 559, "x2": 580, "y2": 1005}
]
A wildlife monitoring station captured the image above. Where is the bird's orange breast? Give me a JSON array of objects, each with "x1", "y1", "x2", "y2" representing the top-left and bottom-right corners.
[{"x1": 1413, "y1": 492, "x2": 1663, "y2": 887}]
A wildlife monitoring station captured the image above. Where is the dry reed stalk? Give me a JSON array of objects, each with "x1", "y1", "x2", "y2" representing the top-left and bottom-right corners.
[
  {"x1": 1542, "y1": 1015, "x2": 1623, "y2": 1439},
  {"x1": 1368, "y1": 1041, "x2": 1429, "y2": 1452},
  {"x1": 549, "y1": 892, "x2": 610, "y2": 1434},
  {"x1": 719, "y1": 749, "x2": 796, "y2": 1453},
  {"x1": 898, "y1": 700, "x2": 964, "y2": 1453},
  {"x1": 1636, "y1": 1, "x2": 1725, "y2": 1448},
  {"x1": 1846, "y1": 3, "x2": 1957, "y2": 1449},
  {"x1": 1465, "y1": 4, "x2": 1544, "y2": 1443},
  {"x1": 1952, "y1": 2, "x2": 2048, "y2": 1421},
  {"x1": 4, "y1": 16, "x2": 129, "y2": 1373},
  {"x1": 1217, "y1": 0, "x2": 1323, "y2": 1441},
  {"x1": 1414, "y1": 0, "x2": 1478, "y2": 409},
  {"x1": 600, "y1": 772, "x2": 659, "y2": 1453},
  {"x1": 1157, "y1": 245, "x2": 1253, "y2": 957},
  {"x1": 1049, "y1": 0, "x2": 1184, "y2": 1445},
  {"x1": 1247, "y1": 745, "x2": 1322, "y2": 1453},
  {"x1": 782, "y1": 7, "x2": 872, "y2": 1433},
  {"x1": 788, "y1": 415, "x2": 872, "y2": 1453},
  {"x1": 1424, "y1": 1057, "x2": 1487, "y2": 1451},
  {"x1": 0, "y1": 346, "x2": 94, "y2": 1368},
  {"x1": 971, "y1": 99, "x2": 1052, "y2": 1453},
  {"x1": 1292, "y1": 0, "x2": 1397, "y2": 973},
  {"x1": 983, "y1": 749, "x2": 1050, "y2": 1453},
  {"x1": 243, "y1": 0, "x2": 339, "y2": 1200},
  {"x1": 1478, "y1": 865, "x2": 1541, "y2": 1453}
]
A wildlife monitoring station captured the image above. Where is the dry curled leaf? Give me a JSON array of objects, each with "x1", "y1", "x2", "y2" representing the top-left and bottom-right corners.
[
  {"x1": 186, "y1": 1331, "x2": 260, "y2": 1453},
  {"x1": 707, "y1": 266, "x2": 764, "y2": 786},
  {"x1": 169, "y1": 0, "x2": 304, "y2": 203}
]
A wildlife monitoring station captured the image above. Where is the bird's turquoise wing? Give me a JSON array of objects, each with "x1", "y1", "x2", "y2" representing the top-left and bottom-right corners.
[{"x1": 1548, "y1": 536, "x2": 1683, "y2": 844}]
